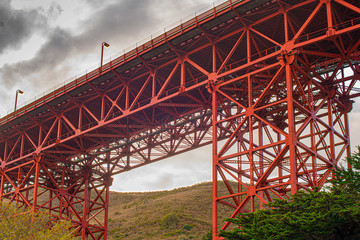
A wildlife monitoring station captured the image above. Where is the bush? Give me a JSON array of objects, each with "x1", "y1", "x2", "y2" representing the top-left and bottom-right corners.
[
  {"x1": 184, "y1": 224, "x2": 192, "y2": 231},
  {"x1": 160, "y1": 212, "x2": 179, "y2": 228},
  {"x1": 0, "y1": 202, "x2": 76, "y2": 240},
  {"x1": 202, "y1": 229, "x2": 212, "y2": 240}
]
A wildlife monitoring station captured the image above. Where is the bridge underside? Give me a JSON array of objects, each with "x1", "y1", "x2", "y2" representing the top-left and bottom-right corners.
[{"x1": 0, "y1": 0, "x2": 360, "y2": 239}]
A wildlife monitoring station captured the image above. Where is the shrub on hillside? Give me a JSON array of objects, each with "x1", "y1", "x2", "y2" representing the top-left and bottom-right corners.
[
  {"x1": 0, "y1": 202, "x2": 76, "y2": 240},
  {"x1": 160, "y1": 212, "x2": 179, "y2": 228}
]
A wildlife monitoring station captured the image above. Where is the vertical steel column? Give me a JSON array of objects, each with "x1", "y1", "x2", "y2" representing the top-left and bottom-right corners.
[
  {"x1": 285, "y1": 58, "x2": 298, "y2": 194},
  {"x1": 32, "y1": 154, "x2": 41, "y2": 212},
  {"x1": 328, "y1": 98, "x2": 336, "y2": 180},
  {"x1": 0, "y1": 171, "x2": 4, "y2": 200},
  {"x1": 211, "y1": 82, "x2": 219, "y2": 240},
  {"x1": 82, "y1": 170, "x2": 90, "y2": 240},
  {"x1": 259, "y1": 122, "x2": 264, "y2": 208},
  {"x1": 103, "y1": 152, "x2": 112, "y2": 240},
  {"x1": 345, "y1": 112, "x2": 352, "y2": 169},
  {"x1": 248, "y1": 75, "x2": 255, "y2": 212},
  {"x1": 103, "y1": 177, "x2": 110, "y2": 240}
]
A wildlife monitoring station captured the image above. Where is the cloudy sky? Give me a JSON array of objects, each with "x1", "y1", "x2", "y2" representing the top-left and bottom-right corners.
[{"x1": 1, "y1": 0, "x2": 359, "y2": 192}]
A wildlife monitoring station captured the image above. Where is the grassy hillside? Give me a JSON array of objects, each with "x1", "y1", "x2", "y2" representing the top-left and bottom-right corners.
[{"x1": 107, "y1": 182, "x2": 234, "y2": 240}]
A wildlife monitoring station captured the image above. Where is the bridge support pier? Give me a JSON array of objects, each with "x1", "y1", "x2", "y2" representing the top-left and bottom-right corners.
[
  {"x1": 0, "y1": 154, "x2": 112, "y2": 240},
  {"x1": 210, "y1": 53, "x2": 351, "y2": 237}
]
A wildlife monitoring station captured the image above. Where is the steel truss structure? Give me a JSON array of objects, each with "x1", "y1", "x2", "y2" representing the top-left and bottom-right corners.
[{"x1": 0, "y1": 0, "x2": 359, "y2": 239}]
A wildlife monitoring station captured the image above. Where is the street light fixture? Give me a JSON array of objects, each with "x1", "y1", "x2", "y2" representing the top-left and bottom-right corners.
[
  {"x1": 100, "y1": 42, "x2": 110, "y2": 71},
  {"x1": 14, "y1": 89, "x2": 24, "y2": 112}
]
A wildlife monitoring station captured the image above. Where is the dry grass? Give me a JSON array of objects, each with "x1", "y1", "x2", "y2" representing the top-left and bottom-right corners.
[{"x1": 107, "y1": 181, "x2": 239, "y2": 240}]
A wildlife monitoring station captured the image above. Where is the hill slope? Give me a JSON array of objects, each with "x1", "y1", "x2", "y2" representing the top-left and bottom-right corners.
[{"x1": 107, "y1": 182, "x2": 232, "y2": 240}]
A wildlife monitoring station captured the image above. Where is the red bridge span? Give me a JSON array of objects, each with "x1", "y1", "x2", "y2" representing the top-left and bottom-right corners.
[{"x1": 0, "y1": 0, "x2": 359, "y2": 239}]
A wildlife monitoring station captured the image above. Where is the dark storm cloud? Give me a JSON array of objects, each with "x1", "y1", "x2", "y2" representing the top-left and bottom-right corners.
[
  {"x1": 0, "y1": 28, "x2": 73, "y2": 85},
  {"x1": 75, "y1": 0, "x2": 156, "y2": 52},
  {"x1": 0, "y1": 0, "x2": 48, "y2": 54},
  {"x1": 77, "y1": 0, "x2": 207, "y2": 49},
  {"x1": 0, "y1": 0, "x2": 186, "y2": 86},
  {"x1": 0, "y1": 0, "x2": 211, "y2": 111},
  {"x1": 0, "y1": 0, "x2": 161, "y2": 77},
  {"x1": 0, "y1": 27, "x2": 74, "y2": 106},
  {"x1": 0, "y1": 0, "x2": 156, "y2": 102}
]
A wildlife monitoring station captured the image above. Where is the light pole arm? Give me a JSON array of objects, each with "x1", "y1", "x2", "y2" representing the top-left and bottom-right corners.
[
  {"x1": 14, "y1": 91, "x2": 18, "y2": 112},
  {"x1": 14, "y1": 89, "x2": 23, "y2": 112},
  {"x1": 101, "y1": 45, "x2": 104, "y2": 69},
  {"x1": 100, "y1": 42, "x2": 110, "y2": 71}
]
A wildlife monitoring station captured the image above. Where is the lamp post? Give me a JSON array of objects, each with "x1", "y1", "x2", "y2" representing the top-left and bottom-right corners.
[
  {"x1": 100, "y1": 42, "x2": 110, "y2": 71},
  {"x1": 14, "y1": 89, "x2": 24, "y2": 112}
]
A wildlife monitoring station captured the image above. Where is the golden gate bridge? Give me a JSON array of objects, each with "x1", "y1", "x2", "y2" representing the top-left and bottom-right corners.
[{"x1": 0, "y1": 0, "x2": 360, "y2": 239}]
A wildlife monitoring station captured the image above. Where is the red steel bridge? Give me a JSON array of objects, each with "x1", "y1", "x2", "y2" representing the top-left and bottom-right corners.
[{"x1": 0, "y1": 0, "x2": 360, "y2": 239}]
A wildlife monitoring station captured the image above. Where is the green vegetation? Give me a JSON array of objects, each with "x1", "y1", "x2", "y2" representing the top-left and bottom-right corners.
[
  {"x1": 161, "y1": 212, "x2": 179, "y2": 228},
  {"x1": 183, "y1": 224, "x2": 192, "y2": 231},
  {"x1": 0, "y1": 203, "x2": 76, "y2": 240},
  {"x1": 331, "y1": 146, "x2": 360, "y2": 195},
  {"x1": 202, "y1": 229, "x2": 212, "y2": 240},
  {"x1": 219, "y1": 148, "x2": 360, "y2": 240}
]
